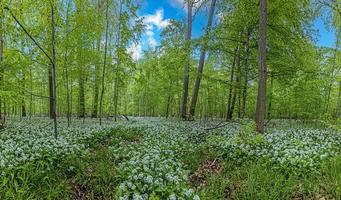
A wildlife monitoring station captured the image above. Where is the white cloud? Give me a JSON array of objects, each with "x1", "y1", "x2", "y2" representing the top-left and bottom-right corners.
[
  {"x1": 168, "y1": 0, "x2": 185, "y2": 9},
  {"x1": 127, "y1": 42, "x2": 142, "y2": 61},
  {"x1": 148, "y1": 37, "x2": 157, "y2": 49},
  {"x1": 146, "y1": 30, "x2": 154, "y2": 37},
  {"x1": 142, "y1": 9, "x2": 170, "y2": 49},
  {"x1": 168, "y1": 0, "x2": 207, "y2": 12},
  {"x1": 143, "y1": 9, "x2": 170, "y2": 30}
]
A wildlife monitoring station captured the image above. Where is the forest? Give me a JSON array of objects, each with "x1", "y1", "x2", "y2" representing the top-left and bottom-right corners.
[{"x1": 0, "y1": 0, "x2": 341, "y2": 199}]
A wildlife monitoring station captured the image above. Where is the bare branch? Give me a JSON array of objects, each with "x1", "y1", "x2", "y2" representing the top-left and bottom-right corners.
[{"x1": 4, "y1": 6, "x2": 53, "y2": 65}]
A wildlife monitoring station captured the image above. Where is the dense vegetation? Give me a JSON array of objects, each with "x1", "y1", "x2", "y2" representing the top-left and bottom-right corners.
[{"x1": 0, "y1": 0, "x2": 341, "y2": 199}]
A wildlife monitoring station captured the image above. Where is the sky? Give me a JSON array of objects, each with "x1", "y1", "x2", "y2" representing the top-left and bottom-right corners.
[{"x1": 128, "y1": 0, "x2": 337, "y2": 60}]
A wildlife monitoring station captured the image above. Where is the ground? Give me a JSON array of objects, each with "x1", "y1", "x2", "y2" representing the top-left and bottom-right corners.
[{"x1": 0, "y1": 117, "x2": 341, "y2": 199}]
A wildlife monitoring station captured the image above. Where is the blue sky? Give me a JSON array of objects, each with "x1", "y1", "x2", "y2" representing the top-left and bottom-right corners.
[{"x1": 128, "y1": 0, "x2": 337, "y2": 59}]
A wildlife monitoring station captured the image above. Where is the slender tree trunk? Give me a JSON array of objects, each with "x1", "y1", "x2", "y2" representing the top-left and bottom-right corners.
[
  {"x1": 255, "y1": 0, "x2": 267, "y2": 133},
  {"x1": 226, "y1": 46, "x2": 239, "y2": 120},
  {"x1": 99, "y1": 0, "x2": 110, "y2": 125},
  {"x1": 165, "y1": 80, "x2": 173, "y2": 118},
  {"x1": 64, "y1": 0, "x2": 72, "y2": 126},
  {"x1": 189, "y1": 0, "x2": 217, "y2": 119},
  {"x1": 21, "y1": 74, "x2": 26, "y2": 117},
  {"x1": 230, "y1": 51, "x2": 241, "y2": 119},
  {"x1": 113, "y1": 0, "x2": 123, "y2": 122},
  {"x1": 125, "y1": 85, "x2": 128, "y2": 114},
  {"x1": 29, "y1": 68, "x2": 33, "y2": 119},
  {"x1": 48, "y1": 67, "x2": 53, "y2": 118},
  {"x1": 92, "y1": 0, "x2": 102, "y2": 118},
  {"x1": 40, "y1": 82, "x2": 44, "y2": 116},
  {"x1": 48, "y1": 34, "x2": 54, "y2": 119},
  {"x1": 165, "y1": 95, "x2": 171, "y2": 118},
  {"x1": 79, "y1": 64, "x2": 85, "y2": 118},
  {"x1": 113, "y1": 71, "x2": 119, "y2": 121},
  {"x1": 236, "y1": 52, "x2": 242, "y2": 118},
  {"x1": 181, "y1": 0, "x2": 193, "y2": 120},
  {"x1": 240, "y1": 30, "x2": 251, "y2": 118},
  {"x1": 267, "y1": 76, "x2": 273, "y2": 120},
  {"x1": 51, "y1": 3, "x2": 58, "y2": 138},
  {"x1": 92, "y1": 42, "x2": 101, "y2": 118},
  {"x1": 76, "y1": 3, "x2": 85, "y2": 118},
  {"x1": 0, "y1": 31, "x2": 3, "y2": 126}
]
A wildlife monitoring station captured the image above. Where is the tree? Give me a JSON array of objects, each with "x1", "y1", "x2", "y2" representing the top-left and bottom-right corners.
[
  {"x1": 189, "y1": 0, "x2": 217, "y2": 119},
  {"x1": 63, "y1": 0, "x2": 72, "y2": 126},
  {"x1": 0, "y1": 12, "x2": 3, "y2": 127},
  {"x1": 181, "y1": 0, "x2": 193, "y2": 120},
  {"x1": 99, "y1": 0, "x2": 110, "y2": 125},
  {"x1": 51, "y1": 1, "x2": 58, "y2": 138},
  {"x1": 255, "y1": 0, "x2": 267, "y2": 133}
]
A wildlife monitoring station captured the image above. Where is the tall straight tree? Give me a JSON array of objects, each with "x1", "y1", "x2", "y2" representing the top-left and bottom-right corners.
[
  {"x1": 99, "y1": 0, "x2": 110, "y2": 125},
  {"x1": 76, "y1": 1, "x2": 86, "y2": 118},
  {"x1": 255, "y1": 0, "x2": 267, "y2": 133},
  {"x1": 189, "y1": 0, "x2": 217, "y2": 118},
  {"x1": 92, "y1": 0, "x2": 103, "y2": 118},
  {"x1": 181, "y1": 0, "x2": 193, "y2": 120},
  {"x1": 226, "y1": 45, "x2": 239, "y2": 120},
  {"x1": 63, "y1": 0, "x2": 72, "y2": 126},
  {"x1": 113, "y1": 0, "x2": 123, "y2": 122},
  {"x1": 240, "y1": 29, "x2": 252, "y2": 118},
  {"x1": 51, "y1": 2, "x2": 58, "y2": 138},
  {"x1": 0, "y1": 22, "x2": 3, "y2": 126}
]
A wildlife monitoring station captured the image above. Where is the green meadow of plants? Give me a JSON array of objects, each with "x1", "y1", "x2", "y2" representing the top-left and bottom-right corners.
[{"x1": 1, "y1": 117, "x2": 341, "y2": 200}]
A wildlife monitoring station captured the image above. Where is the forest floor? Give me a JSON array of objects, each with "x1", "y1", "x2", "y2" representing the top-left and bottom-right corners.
[{"x1": 0, "y1": 117, "x2": 341, "y2": 200}]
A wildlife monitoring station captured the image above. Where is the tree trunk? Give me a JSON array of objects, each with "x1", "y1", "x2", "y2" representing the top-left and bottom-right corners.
[
  {"x1": 48, "y1": 66, "x2": 53, "y2": 118},
  {"x1": 181, "y1": 0, "x2": 193, "y2": 120},
  {"x1": 21, "y1": 74, "x2": 26, "y2": 117},
  {"x1": 113, "y1": 0, "x2": 123, "y2": 122},
  {"x1": 113, "y1": 72, "x2": 119, "y2": 121},
  {"x1": 165, "y1": 80, "x2": 173, "y2": 118},
  {"x1": 255, "y1": 0, "x2": 267, "y2": 133},
  {"x1": 99, "y1": 0, "x2": 110, "y2": 125},
  {"x1": 76, "y1": 3, "x2": 85, "y2": 119},
  {"x1": 92, "y1": 0, "x2": 102, "y2": 118},
  {"x1": 51, "y1": 3, "x2": 58, "y2": 138},
  {"x1": 226, "y1": 46, "x2": 239, "y2": 120},
  {"x1": 230, "y1": 50, "x2": 241, "y2": 119},
  {"x1": 79, "y1": 67, "x2": 85, "y2": 118},
  {"x1": 0, "y1": 32, "x2": 3, "y2": 126},
  {"x1": 91, "y1": 42, "x2": 100, "y2": 118},
  {"x1": 236, "y1": 51, "x2": 242, "y2": 118},
  {"x1": 189, "y1": 0, "x2": 217, "y2": 119},
  {"x1": 267, "y1": 76, "x2": 273, "y2": 120},
  {"x1": 29, "y1": 68, "x2": 33, "y2": 119},
  {"x1": 240, "y1": 30, "x2": 251, "y2": 118},
  {"x1": 64, "y1": 0, "x2": 72, "y2": 126}
]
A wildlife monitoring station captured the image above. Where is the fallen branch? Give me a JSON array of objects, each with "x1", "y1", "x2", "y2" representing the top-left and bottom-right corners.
[
  {"x1": 122, "y1": 114, "x2": 129, "y2": 121},
  {"x1": 204, "y1": 121, "x2": 229, "y2": 131}
]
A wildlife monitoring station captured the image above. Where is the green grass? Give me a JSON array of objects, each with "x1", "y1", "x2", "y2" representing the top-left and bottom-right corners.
[
  {"x1": 0, "y1": 128, "x2": 142, "y2": 200},
  {"x1": 198, "y1": 157, "x2": 341, "y2": 200},
  {"x1": 0, "y1": 156, "x2": 70, "y2": 200}
]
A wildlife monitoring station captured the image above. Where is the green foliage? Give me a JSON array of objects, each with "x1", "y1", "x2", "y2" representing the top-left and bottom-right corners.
[
  {"x1": 0, "y1": 155, "x2": 70, "y2": 200},
  {"x1": 201, "y1": 157, "x2": 341, "y2": 200}
]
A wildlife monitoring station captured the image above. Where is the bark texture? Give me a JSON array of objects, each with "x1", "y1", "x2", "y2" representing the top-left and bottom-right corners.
[{"x1": 255, "y1": 0, "x2": 268, "y2": 133}]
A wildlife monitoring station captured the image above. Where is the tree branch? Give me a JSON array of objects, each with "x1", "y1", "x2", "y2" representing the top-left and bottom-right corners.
[{"x1": 4, "y1": 6, "x2": 53, "y2": 65}]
